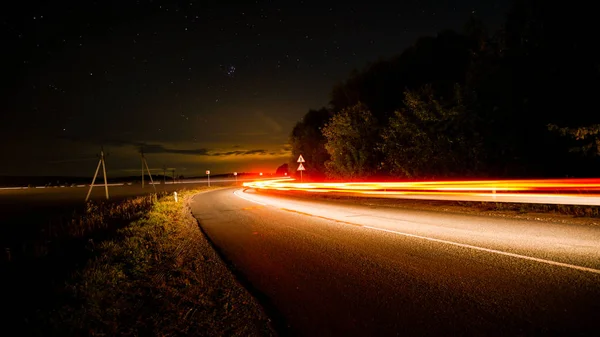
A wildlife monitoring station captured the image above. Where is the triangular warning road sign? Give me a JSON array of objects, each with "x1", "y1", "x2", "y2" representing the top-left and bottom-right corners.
[
  {"x1": 297, "y1": 163, "x2": 306, "y2": 171},
  {"x1": 297, "y1": 154, "x2": 305, "y2": 163}
]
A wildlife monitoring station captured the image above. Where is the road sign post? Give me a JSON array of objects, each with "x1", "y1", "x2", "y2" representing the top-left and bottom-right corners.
[
  {"x1": 297, "y1": 155, "x2": 306, "y2": 182},
  {"x1": 206, "y1": 170, "x2": 210, "y2": 187}
]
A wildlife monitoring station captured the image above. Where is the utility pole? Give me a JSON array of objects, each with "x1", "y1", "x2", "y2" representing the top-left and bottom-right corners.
[
  {"x1": 141, "y1": 149, "x2": 145, "y2": 188},
  {"x1": 140, "y1": 149, "x2": 156, "y2": 192},
  {"x1": 163, "y1": 165, "x2": 166, "y2": 185},
  {"x1": 172, "y1": 169, "x2": 175, "y2": 184},
  {"x1": 85, "y1": 147, "x2": 109, "y2": 202}
]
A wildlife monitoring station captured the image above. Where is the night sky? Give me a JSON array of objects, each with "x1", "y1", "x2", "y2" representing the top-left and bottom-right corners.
[{"x1": 2, "y1": 0, "x2": 510, "y2": 177}]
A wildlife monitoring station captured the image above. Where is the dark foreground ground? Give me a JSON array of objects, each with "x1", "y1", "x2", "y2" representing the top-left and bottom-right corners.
[{"x1": 0, "y1": 183, "x2": 273, "y2": 336}]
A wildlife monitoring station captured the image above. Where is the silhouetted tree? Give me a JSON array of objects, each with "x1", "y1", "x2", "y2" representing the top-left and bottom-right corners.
[
  {"x1": 329, "y1": 30, "x2": 472, "y2": 122},
  {"x1": 322, "y1": 103, "x2": 380, "y2": 179},
  {"x1": 289, "y1": 108, "x2": 332, "y2": 179},
  {"x1": 275, "y1": 163, "x2": 289, "y2": 175},
  {"x1": 380, "y1": 85, "x2": 483, "y2": 178},
  {"x1": 469, "y1": 0, "x2": 600, "y2": 176},
  {"x1": 289, "y1": 0, "x2": 600, "y2": 180},
  {"x1": 548, "y1": 124, "x2": 600, "y2": 157}
]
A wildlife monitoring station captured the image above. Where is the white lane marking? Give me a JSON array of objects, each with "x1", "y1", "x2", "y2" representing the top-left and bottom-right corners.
[
  {"x1": 234, "y1": 190, "x2": 267, "y2": 206},
  {"x1": 231, "y1": 190, "x2": 600, "y2": 275},
  {"x1": 364, "y1": 226, "x2": 600, "y2": 275}
]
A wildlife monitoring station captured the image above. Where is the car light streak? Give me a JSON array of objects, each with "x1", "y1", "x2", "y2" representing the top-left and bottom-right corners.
[{"x1": 243, "y1": 178, "x2": 600, "y2": 206}]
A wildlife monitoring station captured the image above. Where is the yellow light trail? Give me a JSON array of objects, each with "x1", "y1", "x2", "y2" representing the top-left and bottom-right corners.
[{"x1": 243, "y1": 178, "x2": 600, "y2": 206}]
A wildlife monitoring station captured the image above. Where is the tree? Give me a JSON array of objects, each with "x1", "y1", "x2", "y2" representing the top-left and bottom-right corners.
[
  {"x1": 289, "y1": 1, "x2": 600, "y2": 180},
  {"x1": 288, "y1": 108, "x2": 332, "y2": 179},
  {"x1": 329, "y1": 30, "x2": 472, "y2": 122},
  {"x1": 468, "y1": 0, "x2": 600, "y2": 176},
  {"x1": 322, "y1": 103, "x2": 380, "y2": 179},
  {"x1": 275, "y1": 163, "x2": 289, "y2": 175},
  {"x1": 548, "y1": 124, "x2": 600, "y2": 157},
  {"x1": 380, "y1": 85, "x2": 483, "y2": 178}
]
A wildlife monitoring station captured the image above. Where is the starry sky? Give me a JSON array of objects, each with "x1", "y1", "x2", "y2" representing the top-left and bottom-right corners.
[{"x1": 1, "y1": 0, "x2": 510, "y2": 177}]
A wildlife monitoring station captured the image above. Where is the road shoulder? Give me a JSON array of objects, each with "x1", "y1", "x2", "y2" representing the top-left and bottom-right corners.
[{"x1": 254, "y1": 189, "x2": 600, "y2": 227}]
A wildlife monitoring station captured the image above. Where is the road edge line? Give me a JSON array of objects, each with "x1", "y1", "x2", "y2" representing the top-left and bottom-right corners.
[
  {"x1": 234, "y1": 190, "x2": 267, "y2": 205},
  {"x1": 363, "y1": 226, "x2": 600, "y2": 275}
]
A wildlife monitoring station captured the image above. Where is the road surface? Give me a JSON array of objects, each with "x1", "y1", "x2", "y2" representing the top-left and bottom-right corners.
[{"x1": 191, "y1": 188, "x2": 600, "y2": 336}]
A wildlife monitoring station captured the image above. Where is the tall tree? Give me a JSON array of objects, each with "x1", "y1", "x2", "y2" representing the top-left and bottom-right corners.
[
  {"x1": 548, "y1": 124, "x2": 600, "y2": 157},
  {"x1": 275, "y1": 163, "x2": 289, "y2": 175},
  {"x1": 380, "y1": 85, "x2": 483, "y2": 178},
  {"x1": 322, "y1": 103, "x2": 380, "y2": 179},
  {"x1": 469, "y1": 0, "x2": 600, "y2": 176},
  {"x1": 329, "y1": 30, "x2": 472, "y2": 122},
  {"x1": 288, "y1": 108, "x2": 332, "y2": 179},
  {"x1": 547, "y1": 124, "x2": 600, "y2": 176}
]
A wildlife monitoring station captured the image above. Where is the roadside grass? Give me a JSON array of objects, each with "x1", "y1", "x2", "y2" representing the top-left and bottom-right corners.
[
  {"x1": 45, "y1": 188, "x2": 272, "y2": 336},
  {"x1": 1, "y1": 194, "x2": 157, "y2": 333},
  {"x1": 454, "y1": 201, "x2": 600, "y2": 217},
  {"x1": 3, "y1": 194, "x2": 156, "y2": 263},
  {"x1": 2, "y1": 187, "x2": 272, "y2": 336}
]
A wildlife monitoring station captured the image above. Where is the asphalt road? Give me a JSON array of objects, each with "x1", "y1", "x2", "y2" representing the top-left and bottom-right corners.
[{"x1": 191, "y1": 188, "x2": 600, "y2": 336}]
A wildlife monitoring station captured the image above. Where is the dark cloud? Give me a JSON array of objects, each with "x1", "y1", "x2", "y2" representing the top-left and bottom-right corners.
[
  {"x1": 211, "y1": 149, "x2": 268, "y2": 156},
  {"x1": 240, "y1": 149, "x2": 268, "y2": 155},
  {"x1": 109, "y1": 139, "x2": 271, "y2": 157},
  {"x1": 137, "y1": 145, "x2": 268, "y2": 157},
  {"x1": 98, "y1": 140, "x2": 210, "y2": 155},
  {"x1": 143, "y1": 144, "x2": 210, "y2": 156}
]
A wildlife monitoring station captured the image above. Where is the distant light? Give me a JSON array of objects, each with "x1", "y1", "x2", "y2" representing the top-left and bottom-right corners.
[
  {"x1": 284, "y1": 172, "x2": 287, "y2": 176},
  {"x1": 260, "y1": 172, "x2": 263, "y2": 176}
]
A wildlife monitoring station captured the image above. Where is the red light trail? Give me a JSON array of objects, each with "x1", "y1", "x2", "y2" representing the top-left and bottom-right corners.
[{"x1": 243, "y1": 178, "x2": 600, "y2": 206}]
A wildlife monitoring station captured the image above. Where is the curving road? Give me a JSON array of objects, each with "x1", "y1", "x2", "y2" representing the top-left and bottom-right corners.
[{"x1": 191, "y1": 188, "x2": 600, "y2": 336}]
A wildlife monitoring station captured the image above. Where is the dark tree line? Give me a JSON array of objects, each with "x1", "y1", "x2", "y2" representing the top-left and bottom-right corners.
[{"x1": 289, "y1": 0, "x2": 600, "y2": 180}]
